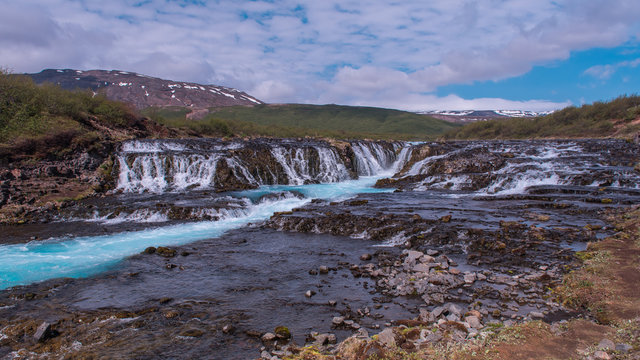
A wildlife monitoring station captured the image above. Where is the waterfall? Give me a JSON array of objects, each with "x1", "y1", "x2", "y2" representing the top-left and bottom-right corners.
[
  {"x1": 117, "y1": 153, "x2": 220, "y2": 193},
  {"x1": 350, "y1": 142, "x2": 397, "y2": 176},
  {"x1": 116, "y1": 139, "x2": 408, "y2": 193}
]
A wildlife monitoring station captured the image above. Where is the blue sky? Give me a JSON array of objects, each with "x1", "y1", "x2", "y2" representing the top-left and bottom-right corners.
[{"x1": 1, "y1": 0, "x2": 639, "y2": 111}]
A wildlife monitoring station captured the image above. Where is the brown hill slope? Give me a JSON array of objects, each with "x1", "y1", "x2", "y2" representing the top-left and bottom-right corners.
[{"x1": 27, "y1": 69, "x2": 263, "y2": 109}]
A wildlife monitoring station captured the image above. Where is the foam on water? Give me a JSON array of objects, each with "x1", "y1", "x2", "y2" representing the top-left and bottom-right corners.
[
  {"x1": 0, "y1": 174, "x2": 398, "y2": 290},
  {"x1": 0, "y1": 195, "x2": 311, "y2": 290}
]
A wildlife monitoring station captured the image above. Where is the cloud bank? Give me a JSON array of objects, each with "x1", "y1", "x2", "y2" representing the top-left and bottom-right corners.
[{"x1": 1, "y1": 0, "x2": 639, "y2": 111}]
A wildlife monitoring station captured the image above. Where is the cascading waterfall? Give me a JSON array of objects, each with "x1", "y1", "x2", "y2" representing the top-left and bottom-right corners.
[
  {"x1": 116, "y1": 139, "x2": 402, "y2": 192},
  {"x1": 0, "y1": 139, "x2": 410, "y2": 289},
  {"x1": 351, "y1": 142, "x2": 397, "y2": 176}
]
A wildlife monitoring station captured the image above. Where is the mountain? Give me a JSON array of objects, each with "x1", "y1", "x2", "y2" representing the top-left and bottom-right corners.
[
  {"x1": 418, "y1": 110, "x2": 554, "y2": 123},
  {"x1": 27, "y1": 69, "x2": 263, "y2": 109},
  {"x1": 444, "y1": 95, "x2": 640, "y2": 139}
]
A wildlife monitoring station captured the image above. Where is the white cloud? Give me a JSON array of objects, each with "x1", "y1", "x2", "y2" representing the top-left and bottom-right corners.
[
  {"x1": 0, "y1": 0, "x2": 639, "y2": 110},
  {"x1": 583, "y1": 58, "x2": 640, "y2": 80}
]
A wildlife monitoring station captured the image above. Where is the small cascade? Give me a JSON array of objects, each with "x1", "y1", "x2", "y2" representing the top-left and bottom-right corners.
[
  {"x1": 350, "y1": 142, "x2": 397, "y2": 176},
  {"x1": 117, "y1": 153, "x2": 220, "y2": 193},
  {"x1": 397, "y1": 140, "x2": 640, "y2": 195},
  {"x1": 392, "y1": 145, "x2": 413, "y2": 173},
  {"x1": 269, "y1": 146, "x2": 350, "y2": 185}
]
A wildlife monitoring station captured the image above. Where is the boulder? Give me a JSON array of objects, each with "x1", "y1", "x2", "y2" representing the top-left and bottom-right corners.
[
  {"x1": 465, "y1": 316, "x2": 482, "y2": 329},
  {"x1": 156, "y1": 246, "x2": 177, "y2": 257},
  {"x1": 274, "y1": 326, "x2": 291, "y2": 340},
  {"x1": 376, "y1": 328, "x2": 396, "y2": 348},
  {"x1": 34, "y1": 322, "x2": 58, "y2": 343}
]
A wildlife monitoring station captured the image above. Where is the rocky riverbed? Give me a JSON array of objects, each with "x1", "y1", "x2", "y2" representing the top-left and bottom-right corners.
[{"x1": 0, "y1": 138, "x2": 638, "y2": 359}]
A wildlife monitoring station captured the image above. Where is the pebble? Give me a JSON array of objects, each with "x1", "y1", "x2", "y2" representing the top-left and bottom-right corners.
[
  {"x1": 261, "y1": 333, "x2": 276, "y2": 342},
  {"x1": 332, "y1": 316, "x2": 344, "y2": 326},
  {"x1": 318, "y1": 266, "x2": 329, "y2": 274},
  {"x1": 360, "y1": 253, "x2": 372, "y2": 261},
  {"x1": 305, "y1": 290, "x2": 316, "y2": 298},
  {"x1": 222, "y1": 324, "x2": 235, "y2": 334}
]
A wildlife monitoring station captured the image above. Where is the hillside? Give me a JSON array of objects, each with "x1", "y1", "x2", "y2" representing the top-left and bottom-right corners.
[
  {"x1": 420, "y1": 110, "x2": 553, "y2": 123},
  {"x1": 144, "y1": 104, "x2": 460, "y2": 140},
  {"x1": 445, "y1": 95, "x2": 640, "y2": 140},
  {"x1": 27, "y1": 69, "x2": 263, "y2": 109}
]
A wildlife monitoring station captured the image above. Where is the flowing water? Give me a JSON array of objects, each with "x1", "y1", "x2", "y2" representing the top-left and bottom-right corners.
[{"x1": 0, "y1": 138, "x2": 638, "y2": 359}]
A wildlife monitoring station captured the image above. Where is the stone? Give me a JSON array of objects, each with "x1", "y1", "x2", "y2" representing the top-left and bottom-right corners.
[
  {"x1": 440, "y1": 214, "x2": 452, "y2": 222},
  {"x1": 419, "y1": 255, "x2": 435, "y2": 263},
  {"x1": 597, "y1": 338, "x2": 615, "y2": 350},
  {"x1": 418, "y1": 308, "x2": 433, "y2": 322},
  {"x1": 466, "y1": 310, "x2": 482, "y2": 319},
  {"x1": 328, "y1": 300, "x2": 337, "y2": 306},
  {"x1": 305, "y1": 290, "x2": 316, "y2": 298},
  {"x1": 465, "y1": 316, "x2": 482, "y2": 329},
  {"x1": 615, "y1": 343, "x2": 633, "y2": 353},
  {"x1": 426, "y1": 249, "x2": 439, "y2": 256},
  {"x1": 446, "y1": 303, "x2": 463, "y2": 317},
  {"x1": 463, "y1": 273, "x2": 477, "y2": 284},
  {"x1": 593, "y1": 350, "x2": 611, "y2": 360},
  {"x1": 143, "y1": 246, "x2": 156, "y2": 254},
  {"x1": 34, "y1": 322, "x2": 57, "y2": 343},
  {"x1": 222, "y1": 324, "x2": 235, "y2": 334},
  {"x1": 529, "y1": 311, "x2": 544, "y2": 319},
  {"x1": 332, "y1": 316, "x2": 345, "y2": 326},
  {"x1": 431, "y1": 306, "x2": 445, "y2": 318},
  {"x1": 318, "y1": 266, "x2": 329, "y2": 274},
  {"x1": 163, "y1": 310, "x2": 180, "y2": 319},
  {"x1": 274, "y1": 326, "x2": 291, "y2": 340},
  {"x1": 360, "y1": 253, "x2": 372, "y2": 261},
  {"x1": 403, "y1": 250, "x2": 424, "y2": 265},
  {"x1": 412, "y1": 263, "x2": 432, "y2": 273},
  {"x1": 476, "y1": 273, "x2": 487, "y2": 281},
  {"x1": 377, "y1": 328, "x2": 396, "y2": 348},
  {"x1": 180, "y1": 328, "x2": 204, "y2": 337},
  {"x1": 156, "y1": 246, "x2": 177, "y2": 257},
  {"x1": 261, "y1": 333, "x2": 276, "y2": 342},
  {"x1": 449, "y1": 268, "x2": 461, "y2": 275},
  {"x1": 246, "y1": 330, "x2": 262, "y2": 337}
]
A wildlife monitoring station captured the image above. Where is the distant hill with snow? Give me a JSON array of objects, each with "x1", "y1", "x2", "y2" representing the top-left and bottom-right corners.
[
  {"x1": 27, "y1": 69, "x2": 263, "y2": 110},
  {"x1": 418, "y1": 110, "x2": 554, "y2": 123}
]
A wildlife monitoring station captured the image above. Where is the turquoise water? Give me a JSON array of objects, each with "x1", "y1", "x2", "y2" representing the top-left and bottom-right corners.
[{"x1": 0, "y1": 176, "x2": 392, "y2": 290}]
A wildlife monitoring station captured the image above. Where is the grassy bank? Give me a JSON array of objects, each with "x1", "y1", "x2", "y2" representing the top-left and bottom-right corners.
[
  {"x1": 445, "y1": 95, "x2": 640, "y2": 140},
  {"x1": 0, "y1": 70, "x2": 163, "y2": 160},
  {"x1": 143, "y1": 104, "x2": 460, "y2": 140}
]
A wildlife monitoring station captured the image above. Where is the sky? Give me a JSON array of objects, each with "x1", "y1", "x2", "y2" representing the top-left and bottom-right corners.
[{"x1": 1, "y1": 0, "x2": 639, "y2": 111}]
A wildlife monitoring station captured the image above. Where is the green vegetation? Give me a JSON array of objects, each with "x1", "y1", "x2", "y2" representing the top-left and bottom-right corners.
[
  {"x1": 0, "y1": 70, "x2": 141, "y2": 158},
  {"x1": 446, "y1": 95, "x2": 640, "y2": 140},
  {"x1": 144, "y1": 104, "x2": 460, "y2": 140}
]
